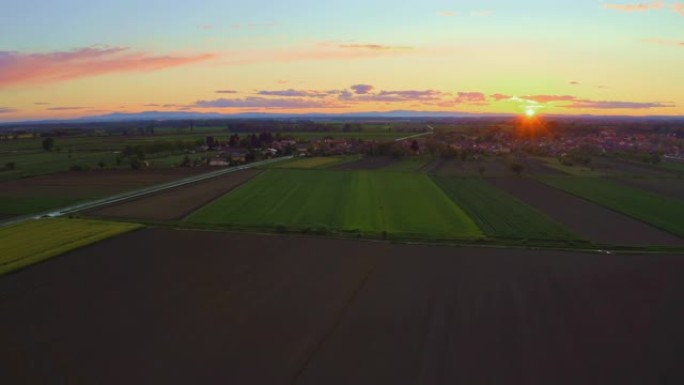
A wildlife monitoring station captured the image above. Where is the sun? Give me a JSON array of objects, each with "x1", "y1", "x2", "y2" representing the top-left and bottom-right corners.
[{"x1": 525, "y1": 108, "x2": 536, "y2": 117}]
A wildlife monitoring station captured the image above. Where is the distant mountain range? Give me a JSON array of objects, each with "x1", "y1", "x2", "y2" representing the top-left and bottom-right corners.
[{"x1": 1, "y1": 110, "x2": 683, "y2": 126}]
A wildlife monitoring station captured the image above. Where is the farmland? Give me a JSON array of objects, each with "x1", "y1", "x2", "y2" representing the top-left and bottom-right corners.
[
  {"x1": 432, "y1": 176, "x2": 579, "y2": 242},
  {"x1": 187, "y1": 169, "x2": 482, "y2": 240},
  {"x1": 490, "y1": 177, "x2": 684, "y2": 246},
  {"x1": 541, "y1": 177, "x2": 684, "y2": 238},
  {"x1": 0, "y1": 168, "x2": 208, "y2": 218},
  {"x1": 0, "y1": 218, "x2": 141, "y2": 276},
  {"x1": 267, "y1": 156, "x2": 361, "y2": 169},
  {"x1": 2, "y1": 228, "x2": 683, "y2": 384}
]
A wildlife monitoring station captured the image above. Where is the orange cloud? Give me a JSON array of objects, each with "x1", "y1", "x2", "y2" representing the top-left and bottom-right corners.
[
  {"x1": 0, "y1": 46, "x2": 215, "y2": 88},
  {"x1": 673, "y1": 3, "x2": 684, "y2": 15},
  {"x1": 604, "y1": 1, "x2": 663, "y2": 12}
]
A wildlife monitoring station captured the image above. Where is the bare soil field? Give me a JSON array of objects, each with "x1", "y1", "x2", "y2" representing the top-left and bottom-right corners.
[
  {"x1": 334, "y1": 156, "x2": 398, "y2": 170},
  {"x1": 489, "y1": 177, "x2": 684, "y2": 246},
  {"x1": 1, "y1": 229, "x2": 683, "y2": 384},
  {"x1": 431, "y1": 157, "x2": 564, "y2": 177},
  {"x1": 611, "y1": 177, "x2": 684, "y2": 201},
  {"x1": 88, "y1": 169, "x2": 261, "y2": 220},
  {"x1": 0, "y1": 168, "x2": 211, "y2": 198},
  {"x1": 594, "y1": 158, "x2": 677, "y2": 177}
]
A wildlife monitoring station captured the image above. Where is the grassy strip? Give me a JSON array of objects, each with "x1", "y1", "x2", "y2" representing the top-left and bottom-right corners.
[
  {"x1": 267, "y1": 155, "x2": 361, "y2": 169},
  {"x1": 540, "y1": 176, "x2": 684, "y2": 237},
  {"x1": 432, "y1": 176, "x2": 580, "y2": 241},
  {"x1": 0, "y1": 218, "x2": 142, "y2": 276},
  {"x1": 187, "y1": 169, "x2": 482, "y2": 240}
]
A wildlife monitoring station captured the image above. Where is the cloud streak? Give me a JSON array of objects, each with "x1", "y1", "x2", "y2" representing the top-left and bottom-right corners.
[
  {"x1": 604, "y1": 1, "x2": 663, "y2": 12},
  {"x1": 0, "y1": 107, "x2": 17, "y2": 114},
  {"x1": 256, "y1": 89, "x2": 334, "y2": 98},
  {"x1": 193, "y1": 97, "x2": 343, "y2": 109},
  {"x1": 0, "y1": 46, "x2": 215, "y2": 88},
  {"x1": 563, "y1": 100, "x2": 673, "y2": 109},
  {"x1": 46, "y1": 106, "x2": 85, "y2": 111}
]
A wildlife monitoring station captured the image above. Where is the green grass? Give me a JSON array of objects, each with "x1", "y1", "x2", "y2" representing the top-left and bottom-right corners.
[
  {"x1": 0, "y1": 196, "x2": 88, "y2": 217},
  {"x1": 268, "y1": 156, "x2": 361, "y2": 169},
  {"x1": 541, "y1": 177, "x2": 684, "y2": 237},
  {"x1": 380, "y1": 157, "x2": 432, "y2": 172},
  {"x1": 187, "y1": 169, "x2": 482, "y2": 240},
  {"x1": 535, "y1": 157, "x2": 606, "y2": 176},
  {"x1": 432, "y1": 176, "x2": 579, "y2": 241},
  {"x1": 0, "y1": 218, "x2": 142, "y2": 276}
]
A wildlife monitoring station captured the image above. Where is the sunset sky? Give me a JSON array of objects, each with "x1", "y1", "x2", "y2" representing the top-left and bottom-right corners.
[{"x1": 1, "y1": 0, "x2": 683, "y2": 121}]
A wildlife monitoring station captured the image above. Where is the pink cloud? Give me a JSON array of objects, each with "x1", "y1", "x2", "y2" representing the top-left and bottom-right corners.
[
  {"x1": 194, "y1": 97, "x2": 345, "y2": 109},
  {"x1": 490, "y1": 93, "x2": 512, "y2": 101},
  {"x1": 674, "y1": 3, "x2": 684, "y2": 15},
  {"x1": 604, "y1": 1, "x2": 663, "y2": 12},
  {"x1": 564, "y1": 100, "x2": 673, "y2": 109},
  {"x1": 351, "y1": 84, "x2": 374, "y2": 94},
  {"x1": 0, "y1": 107, "x2": 17, "y2": 114},
  {"x1": 454, "y1": 92, "x2": 487, "y2": 104},
  {"x1": 46, "y1": 106, "x2": 84, "y2": 111},
  {"x1": 0, "y1": 46, "x2": 215, "y2": 88},
  {"x1": 256, "y1": 89, "x2": 332, "y2": 98}
]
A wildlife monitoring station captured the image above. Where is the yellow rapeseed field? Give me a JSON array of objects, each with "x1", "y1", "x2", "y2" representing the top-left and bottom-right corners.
[{"x1": 0, "y1": 218, "x2": 142, "y2": 276}]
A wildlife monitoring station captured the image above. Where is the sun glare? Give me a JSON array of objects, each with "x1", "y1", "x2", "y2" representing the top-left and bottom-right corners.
[{"x1": 525, "y1": 108, "x2": 536, "y2": 117}]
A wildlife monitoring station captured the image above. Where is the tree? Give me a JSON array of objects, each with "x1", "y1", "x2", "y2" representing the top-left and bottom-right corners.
[
  {"x1": 97, "y1": 161, "x2": 106, "y2": 169},
  {"x1": 478, "y1": 166, "x2": 486, "y2": 177},
  {"x1": 42, "y1": 137, "x2": 55, "y2": 151},
  {"x1": 5, "y1": 161, "x2": 16, "y2": 170},
  {"x1": 510, "y1": 163, "x2": 524, "y2": 176}
]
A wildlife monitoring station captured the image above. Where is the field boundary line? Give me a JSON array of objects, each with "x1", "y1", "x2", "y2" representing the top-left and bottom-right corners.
[{"x1": 0, "y1": 156, "x2": 293, "y2": 229}]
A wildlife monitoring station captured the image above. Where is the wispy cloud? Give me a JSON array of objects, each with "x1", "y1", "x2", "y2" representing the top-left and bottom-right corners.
[
  {"x1": 454, "y1": 92, "x2": 487, "y2": 104},
  {"x1": 256, "y1": 89, "x2": 334, "y2": 98},
  {"x1": 523, "y1": 95, "x2": 577, "y2": 103},
  {"x1": 438, "y1": 11, "x2": 457, "y2": 17},
  {"x1": 216, "y1": 90, "x2": 238, "y2": 94},
  {"x1": 490, "y1": 93, "x2": 512, "y2": 101},
  {"x1": 0, "y1": 46, "x2": 215, "y2": 88},
  {"x1": 642, "y1": 38, "x2": 684, "y2": 46},
  {"x1": 34, "y1": 102, "x2": 50, "y2": 105},
  {"x1": 193, "y1": 97, "x2": 343, "y2": 109},
  {"x1": 46, "y1": 106, "x2": 84, "y2": 111},
  {"x1": 569, "y1": 81, "x2": 580, "y2": 85},
  {"x1": 0, "y1": 107, "x2": 17, "y2": 114},
  {"x1": 674, "y1": 3, "x2": 684, "y2": 15},
  {"x1": 564, "y1": 100, "x2": 673, "y2": 109},
  {"x1": 338, "y1": 44, "x2": 414, "y2": 51},
  {"x1": 604, "y1": 0, "x2": 663, "y2": 12}
]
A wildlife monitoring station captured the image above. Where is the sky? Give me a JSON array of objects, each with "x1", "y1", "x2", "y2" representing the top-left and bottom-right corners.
[{"x1": 0, "y1": 0, "x2": 683, "y2": 121}]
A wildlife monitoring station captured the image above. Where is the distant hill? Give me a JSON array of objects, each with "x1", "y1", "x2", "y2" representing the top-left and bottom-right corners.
[{"x1": 1, "y1": 110, "x2": 683, "y2": 127}]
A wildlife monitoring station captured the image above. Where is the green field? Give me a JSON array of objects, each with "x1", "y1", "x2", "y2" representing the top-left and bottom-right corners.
[
  {"x1": 541, "y1": 177, "x2": 684, "y2": 237},
  {"x1": 0, "y1": 218, "x2": 142, "y2": 276},
  {"x1": 268, "y1": 156, "x2": 361, "y2": 169},
  {"x1": 433, "y1": 176, "x2": 579, "y2": 242},
  {"x1": 0, "y1": 196, "x2": 89, "y2": 217},
  {"x1": 187, "y1": 169, "x2": 482, "y2": 239}
]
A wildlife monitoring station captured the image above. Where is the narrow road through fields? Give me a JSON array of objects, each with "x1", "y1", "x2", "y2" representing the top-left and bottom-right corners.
[{"x1": 0, "y1": 156, "x2": 292, "y2": 228}]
